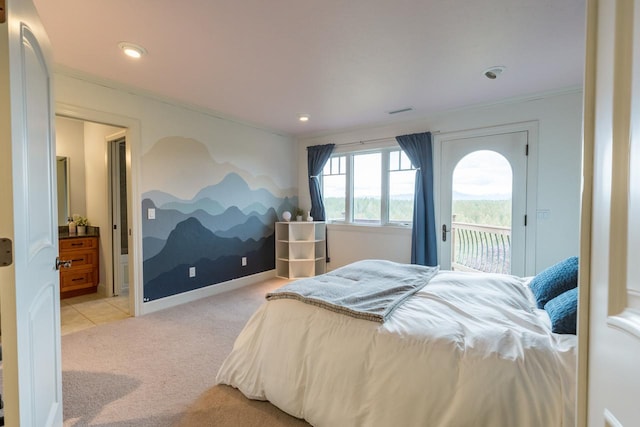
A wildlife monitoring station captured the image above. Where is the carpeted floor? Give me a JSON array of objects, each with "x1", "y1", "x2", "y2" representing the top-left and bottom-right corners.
[
  {"x1": 173, "y1": 385, "x2": 309, "y2": 427},
  {"x1": 61, "y1": 277, "x2": 309, "y2": 426}
]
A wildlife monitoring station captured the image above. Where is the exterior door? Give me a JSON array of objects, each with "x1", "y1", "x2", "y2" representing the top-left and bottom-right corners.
[
  {"x1": 580, "y1": 0, "x2": 640, "y2": 424},
  {"x1": 0, "y1": 1, "x2": 63, "y2": 425},
  {"x1": 439, "y1": 131, "x2": 528, "y2": 276}
]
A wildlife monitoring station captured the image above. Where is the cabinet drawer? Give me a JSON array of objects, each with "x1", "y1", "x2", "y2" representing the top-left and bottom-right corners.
[
  {"x1": 60, "y1": 237, "x2": 97, "y2": 251},
  {"x1": 60, "y1": 268, "x2": 96, "y2": 291},
  {"x1": 59, "y1": 250, "x2": 97, "y2": 269}
]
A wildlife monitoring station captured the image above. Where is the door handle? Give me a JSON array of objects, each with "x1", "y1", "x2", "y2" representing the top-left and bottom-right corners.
[
  {"x1": 55, "y1": 257, "x2": 72, "y2": 270},
  {"x1": 442, "y1": 224, "x2": 449, "y2": 242}
]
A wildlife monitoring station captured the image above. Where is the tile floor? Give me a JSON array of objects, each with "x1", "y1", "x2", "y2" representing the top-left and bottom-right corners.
[{"x1": 60, "y1": 292, "x2": 131, "y2": 335}]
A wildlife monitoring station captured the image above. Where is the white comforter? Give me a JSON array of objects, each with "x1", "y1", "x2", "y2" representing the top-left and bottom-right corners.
[{"x1": 217, "y1": 269, "x2": 577, "y2": 427}]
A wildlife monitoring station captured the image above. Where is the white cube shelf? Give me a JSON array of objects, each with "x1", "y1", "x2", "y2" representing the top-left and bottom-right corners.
[{"x1": 275, "y1": 221, "x2": 326, "y2": 279}]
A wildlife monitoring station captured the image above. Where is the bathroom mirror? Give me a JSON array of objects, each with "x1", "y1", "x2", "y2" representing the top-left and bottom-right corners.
[{"x1": 56, "y1": 156, "x2": 70, "y2": 226}]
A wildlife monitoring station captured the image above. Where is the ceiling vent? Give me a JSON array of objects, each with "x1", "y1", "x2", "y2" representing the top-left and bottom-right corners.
[{"x1": 388, "y1": 107, "x2": 414, "y2": 115}]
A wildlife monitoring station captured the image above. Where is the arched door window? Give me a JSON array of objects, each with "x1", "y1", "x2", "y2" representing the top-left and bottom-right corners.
[
  {"x1": 439, "y1": 131, "x2": 528, "y2": 276},
  {"x1": 451, "y1": 150, "x2": 513, "y2": 274}
]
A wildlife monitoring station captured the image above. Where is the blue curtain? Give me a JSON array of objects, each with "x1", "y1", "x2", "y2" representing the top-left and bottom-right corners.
[
  {"x1": 395, "y1": 132, "x2": 437, "y2": 266},
  {"x1": 307, "y1": 143, "x2": 335, "y2": 221}
]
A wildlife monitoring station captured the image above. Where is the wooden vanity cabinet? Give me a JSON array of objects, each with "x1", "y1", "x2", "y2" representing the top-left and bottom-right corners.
[{"x1": 59, "y1": 236, "x2": 99, "y2": 299}]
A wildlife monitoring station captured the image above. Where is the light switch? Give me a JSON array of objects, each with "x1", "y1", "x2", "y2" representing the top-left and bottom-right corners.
[
  {"x1": 536, "y1": 209, "x2": 550, "y2": 220},
  {"x1": 148, "y1": 208, "x2": 156, "y2": 220}
]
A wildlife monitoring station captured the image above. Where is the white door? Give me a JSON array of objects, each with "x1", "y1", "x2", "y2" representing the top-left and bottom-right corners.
[
  {"x1": 109, "y1": 135, "x2": 130, "y2": 299},
  {"x1": 580, "y1": 0, "x2": 640, "y2": 424},
  {"x1": 0, "y1": 1, "x2": 63, "y2": 426},
  {"x1": 439, "y1": 132, "x2": 528, "y2": 276}
]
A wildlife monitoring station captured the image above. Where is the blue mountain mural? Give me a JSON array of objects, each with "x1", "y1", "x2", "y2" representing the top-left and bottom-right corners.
[
  {"x1": 144, "y1": 236, "x2": 275, "y2": 301},
  {"x1": 192, "y1": 173, "x2": 283, "y2": 211},
  {"x1": 143, "y1": 236, "x2": 166, "y2": 260},
  {"x1": 161, "y1": 198, "x2": 227, "y2": 216},
  {"x1": 215, "y1": 216, "x2": 274, "y2": 240},
  {"x1": 144, "y1": 217, "x2": 267, "y2": 282},
  {"x1": 150, "y1": 173, "x2": 289, "y2": 214},
  {"x1": 142, "y1": 169, "x2": 297, "y2": 302},
  {"x1": 142, "y1": 199, "x2": 287, "y2": 242},
  {"x1": 241, "y1": 202, "x2": 271, "y2": 216},
  {"x1": 143, "y1": 217, "x2": 275, "y2": 301}
]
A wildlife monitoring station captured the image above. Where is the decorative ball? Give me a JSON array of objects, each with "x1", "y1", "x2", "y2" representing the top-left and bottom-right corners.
[{"x1": 282, "y1": 211, "x2": 292, "y2": 222}]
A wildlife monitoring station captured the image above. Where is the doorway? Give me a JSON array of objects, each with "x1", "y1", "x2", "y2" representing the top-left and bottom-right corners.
[
  {"x1": 439, "y1": 131, "x2": 529, "y2": 276},
  {"x1": 108, "y1": 133, "x2": 130, "y2": 299},
  {"x1": 55, "y1": 115, "x2": 135, "y2": 332}
]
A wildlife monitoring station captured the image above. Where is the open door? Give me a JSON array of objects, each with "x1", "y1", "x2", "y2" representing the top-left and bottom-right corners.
[
  {"x1": 580, "y1": 0, "x2": 640, "y2": 424},
  {"x1": 439, "y1": 131, "x2": 528, "y2": 276},
  {"x1": 0, "y1": 1, "x2": 63, "y2": 425},
  {"x1": 109, "y1": 133, "x2": 130, "y2": 302}
]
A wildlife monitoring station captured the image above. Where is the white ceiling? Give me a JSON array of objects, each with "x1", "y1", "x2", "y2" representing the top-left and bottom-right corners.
[{"x1": 33, "y1": 0, "x2": 586, "y2": 137}]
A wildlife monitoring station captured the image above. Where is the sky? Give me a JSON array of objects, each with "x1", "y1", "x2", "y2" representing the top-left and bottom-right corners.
[{"x1": 452, "y1": 150, "x2": 512, "y2": 200}]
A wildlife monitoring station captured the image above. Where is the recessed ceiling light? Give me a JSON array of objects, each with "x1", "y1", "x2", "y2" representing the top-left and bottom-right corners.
[
  {"x1": 118, "y1": 42, "x2": 147, "y2": 59},
  {"x1": 299, "y1": 114, "x2": 310, "y2": 122},
  {"x1": 483, "y1": 66, "x2": 506, "y2": 79}
]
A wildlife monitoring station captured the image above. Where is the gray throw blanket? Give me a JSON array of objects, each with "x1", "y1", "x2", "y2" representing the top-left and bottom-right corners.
[{"x1": 266, "y1": 259, "x2": 439, "y2": 322}]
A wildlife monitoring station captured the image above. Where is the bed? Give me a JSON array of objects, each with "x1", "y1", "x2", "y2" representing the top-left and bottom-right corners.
[{"x1": 216, "y1": 259, "x2": 577, "y2": 427}]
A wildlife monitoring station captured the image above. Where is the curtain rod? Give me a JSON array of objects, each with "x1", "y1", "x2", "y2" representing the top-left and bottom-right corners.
[
  {"x1": 334, "y1": 130, "x2": 441, "y2": 147},
  {"x1": 335, "y1": 136, "x2": 394, "y2": 147}
]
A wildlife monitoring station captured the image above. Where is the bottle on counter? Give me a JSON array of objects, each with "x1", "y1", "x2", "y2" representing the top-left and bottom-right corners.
[{"x1": 68, "y1": 217, "x2": 76, "y2": 234}]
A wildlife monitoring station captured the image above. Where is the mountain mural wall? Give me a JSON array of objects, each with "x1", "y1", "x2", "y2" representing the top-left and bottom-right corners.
[{"x1": 142, "y1": 137, "x2": 297, "y2": 301}]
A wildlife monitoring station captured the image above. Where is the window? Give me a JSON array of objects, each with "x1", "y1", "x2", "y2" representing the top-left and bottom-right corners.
[
  {"x1": 388, "y1": 150, "x2": 416, "y2": 223},
  {"x1": 323, "y1": 156, "x2": 347, "y2": 221},
  {"x1": 322, "y1": 148, "x2": 416, "y2": 225},
  {"x1": 353, "y1": 152, "x2": 382, "y2": 223}
]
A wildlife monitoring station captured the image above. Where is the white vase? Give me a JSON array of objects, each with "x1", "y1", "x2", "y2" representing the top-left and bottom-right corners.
[
  {"x1": 282, "y1": 211, "x2": 291, "y2": 222},
  {"x1": 77, "y1": 225, "x2": 87, "y2": 235},
  {"x1": 296, "y1": 216, "x2": 302, "y2": 222}
]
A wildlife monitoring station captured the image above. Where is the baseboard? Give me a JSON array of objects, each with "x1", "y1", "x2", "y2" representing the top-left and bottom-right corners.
[
  {"x1": 140, "y1": 269, "x2": 276, "y2": 315},
  {"x1": 96, "y1": 282, "x2": 108, "y2": 296}
]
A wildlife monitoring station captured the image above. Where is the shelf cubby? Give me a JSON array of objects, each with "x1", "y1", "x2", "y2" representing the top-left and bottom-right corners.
[{"x1": 275, "y1": 221, "x2": 326, "y2": 279}]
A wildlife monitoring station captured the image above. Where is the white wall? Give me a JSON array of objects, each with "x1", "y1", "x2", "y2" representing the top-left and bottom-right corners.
[
  {"x1": 55, "y1": 116, "x2": 86, "y2": 218},
  {"x1": 55, "y1": 75, "x2": 297, "y2": 185},
  {"x1": 297, "y1": 90, "x2": 583, "y2": 273}
]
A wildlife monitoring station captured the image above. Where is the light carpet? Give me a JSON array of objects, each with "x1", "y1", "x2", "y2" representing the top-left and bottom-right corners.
[{"x1": 62, "y1": 277, "x2": 309, "y2": 426}]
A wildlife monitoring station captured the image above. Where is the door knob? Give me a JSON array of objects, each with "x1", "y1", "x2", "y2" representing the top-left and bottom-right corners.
[{"x1": 55, "y1": 257, "x2": 72, "y2": 270}]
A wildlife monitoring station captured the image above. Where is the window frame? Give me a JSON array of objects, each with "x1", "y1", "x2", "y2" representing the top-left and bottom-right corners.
[{"x1": 321, "y1": 144, "x2": 415, "y2": 227}]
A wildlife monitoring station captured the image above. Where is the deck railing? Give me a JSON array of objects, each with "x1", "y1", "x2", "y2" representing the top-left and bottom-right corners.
[{"x1": 451, "y1": 222, "x2": 511, "y2": 274}]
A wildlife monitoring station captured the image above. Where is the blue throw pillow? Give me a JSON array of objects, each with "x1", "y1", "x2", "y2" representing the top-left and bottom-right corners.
[
  {"x1": 544, "y1": 288, "x2": 578, "y2": 334},
  {"x1": 529, "y1": 256, "x2": 578, "y2": 309}
]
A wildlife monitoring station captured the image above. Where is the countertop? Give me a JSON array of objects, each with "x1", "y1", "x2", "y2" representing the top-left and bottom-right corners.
[{"x1": 59, "y1": 226, "x2": 100, "y2": 239}]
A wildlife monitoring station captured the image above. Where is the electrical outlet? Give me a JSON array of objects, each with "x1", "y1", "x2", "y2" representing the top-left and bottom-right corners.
[
  {"x1": 189, "y1": 266, "x2": 196, "y2": 277},
  {"x1": 148, "y1": 208, "x2": 156, "y2": 219},
  {"x1": 242, "y1": 257, "x2": 247, "y2": 267}
]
